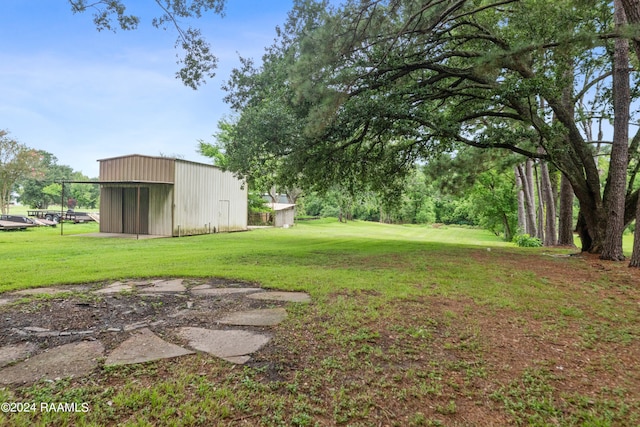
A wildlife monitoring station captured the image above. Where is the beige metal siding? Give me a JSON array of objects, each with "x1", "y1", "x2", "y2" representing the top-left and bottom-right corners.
[
  {"x1": 148, "y1": 185, "x2": 173, "y2": 236},
  {"x1": 216, "y1": 168, "x2": 248, "y2": 231},
  {"x1": 99, "y1": 155, "x2": 175, "y2": 183},
  {"x1": 122, "y1": 187, "x2": 149, "y2": 234},
  {"x1": 100, "y1": 187, "x2": 123, "y2": 233},
  {"x1": 173, "y1": 160, "x2": 247, "y2": 236}
]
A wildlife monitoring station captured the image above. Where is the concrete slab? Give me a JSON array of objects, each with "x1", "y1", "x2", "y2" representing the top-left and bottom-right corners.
[
  {"x1": 105, "y1": 328, "x2": 194, "y2": 366},
  {"x1": 93, "y1": 281, "x2": 134, "y2": 294},
  {"x1": 191, "y1": 286, "x2": 264, "y2": 296},
  {"x1": 138, "y1": 279, "x2": 186, "y2": 293},
  {"x1": 176, "y1": 327, "x2": 271, "y2": 364},
  {"x1": 246, "y1": 291, "x2": 311, "y2": 303},
  {"x1": 0, "y1": 341, "x2": 104, "y2": 385},
  {"x1": 0, "y1": 342, "x2": 38, "y2": 368},
  {"x1": 218, "y1": 308, "x2": 288, "y2": 326}
]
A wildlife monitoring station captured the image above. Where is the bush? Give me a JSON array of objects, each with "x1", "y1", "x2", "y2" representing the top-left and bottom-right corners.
[{"x1": 513, "y1": 233, "x2": 542, "y2": 247}]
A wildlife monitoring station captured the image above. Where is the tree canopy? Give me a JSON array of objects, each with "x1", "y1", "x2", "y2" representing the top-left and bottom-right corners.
[{"x1": 221, "y1": 0, "x2": 640, "y2": 256}]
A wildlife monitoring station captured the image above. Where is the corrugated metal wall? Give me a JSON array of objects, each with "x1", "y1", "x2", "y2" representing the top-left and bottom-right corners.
[
  {"x1": 100, "y1": 184, "x2": 172, "y2": 235},
  {"x1": 99, "y1": 155, "x2": 175, "y2": 182},
  {"x1": 148, "y1": 184, "x2": 173, "y2": 236},
  {"x1": 173, "y1": 160, "x2": 247, "y2": 235},
  {"x1": 100, "y1": 187, "x2": 123, "y2": 233}
]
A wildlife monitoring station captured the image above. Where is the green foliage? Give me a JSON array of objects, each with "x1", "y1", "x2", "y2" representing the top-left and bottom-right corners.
[
  {"x1": 69, "y1": 0, "x2": 225, "y2": 89},
  {"x1": 219, "y1": 0, "x2": 640, "y2": 253},
  {"x1": 18, "y1": 152, "x2": 99, "y2": 210},
  {"x1": 513, "y1": 233, "x2": 543, "y2": 247},
  {"x1": 0, "y1": 130, "x2": 41, "y2": 214},
  {"x1": 468, "y1": 170, "x2": 519, "y2": 241},
  {"x1": 248, "y1": 192, "x2": 270, "y2": 213}
]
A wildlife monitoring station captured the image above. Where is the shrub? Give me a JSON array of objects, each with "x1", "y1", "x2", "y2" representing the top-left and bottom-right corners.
[{"x1": 513, "y1": 233, "x2": 542, "y2": 247}]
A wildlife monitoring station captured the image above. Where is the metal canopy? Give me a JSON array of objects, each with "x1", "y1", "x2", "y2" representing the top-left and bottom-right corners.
[{"x1": 56, "y1": 180, "x2": 173, "y2": 239}]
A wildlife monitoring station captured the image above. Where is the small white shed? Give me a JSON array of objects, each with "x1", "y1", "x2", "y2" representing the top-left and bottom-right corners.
[
  {"x1": 269, "y1": 203, "x2": 296, "y2": 228},
  {"x1": 98, "y1": 154, "x2": 247, "y2": 236}
]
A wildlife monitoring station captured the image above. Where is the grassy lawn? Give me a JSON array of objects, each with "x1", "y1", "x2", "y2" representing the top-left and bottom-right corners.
[{"x1": 1, "y1": 219, "x2": 639, "y2": 426}]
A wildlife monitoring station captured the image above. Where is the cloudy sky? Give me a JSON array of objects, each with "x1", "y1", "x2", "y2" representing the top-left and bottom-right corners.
[{"x1": 1, "y1": 1, "x2": 293, "y2": 178}]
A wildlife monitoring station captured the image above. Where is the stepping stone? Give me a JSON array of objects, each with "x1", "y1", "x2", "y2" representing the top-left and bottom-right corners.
[
  {"x1": 191, "y1": 286, "x2": 264, "y2": 296},
  {"x1": 138, "y1": 279, "x2": 186, "y2": 293},
  {"x1": 246, "y1": 291, "x2": 311, "y2": 303},
  {"x1": 105, "y1": 328, "x2": 193, "y2": 366},
  {"x1": 218, "y1": 308, "x2": 288, "y2": 326},
  {"x1": 0, "y1": 341, "x2": 104, "y2": 385},
  {"x1": 94, "y1": 281, "x2": 133, "y2": 294},
  {"x1": 0, "y1": 342, "x2": 38, "y2": 368},
  {"x1": 176, "y1": 327, "x2": 271, "y2": 364}
]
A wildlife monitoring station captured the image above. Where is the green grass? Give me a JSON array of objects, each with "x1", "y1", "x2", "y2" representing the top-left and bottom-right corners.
[{"x1": 1, "y1": 219, "x2": 639, "y2": 426}]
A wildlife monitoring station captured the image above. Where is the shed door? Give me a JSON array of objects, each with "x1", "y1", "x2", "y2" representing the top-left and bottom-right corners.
[{"x1": 123, "y1": 187, "x2": 149, "y2": 234}]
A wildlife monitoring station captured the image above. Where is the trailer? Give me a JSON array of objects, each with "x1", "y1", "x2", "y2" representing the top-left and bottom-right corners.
[
  {"x1": 0, "y1": 215, "x2": 36, "y2": 231},
  {"x1": 28, "y1": 210, "x2": 61, "y2": 222},
  {"x1": 27, "y1": 210, "x2": 96, "y2": 224}
]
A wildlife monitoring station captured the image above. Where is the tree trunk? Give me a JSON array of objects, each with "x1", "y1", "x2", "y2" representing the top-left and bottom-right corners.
[
  {"x1": 538, "y1": 151, "x2": 557, "y2": 246},
  {"x1": 629, "y1": 195, "x2": 640, "y2": 267},
  {"x1": 601, "y1": 0, "x2": 630, "y2": 261},
  {"x1": 621, "y1": 0, "x2": 640, "y2": 63},
  {"x1": 503, "y1": 213, "x2": 513, "y2": 242},
  {"x1": 518, "y1": 162, "x2": 537, "y2": 236},
  {"x1": 515, "y1": 166, "x2": 526, "y2": 233},
  {"x1": 558, "y1": 174, "x2": 575, "y2": 246},
  {"x1": 534, "y1": 161, "x2": 545, "y2": 242}
]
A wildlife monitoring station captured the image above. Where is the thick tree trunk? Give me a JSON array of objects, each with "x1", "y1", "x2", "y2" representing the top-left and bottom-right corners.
[
  {"x1": 601, "y1": 0, "x2": 630, "y2": 261},
  {"x1": 558, "y1": 174, "x2": 575, "y2": 246},
  {"x1": 534, "y1": 161, "x2": 545, "y2": 242},
  {"x1": 515, "y1": 166, "x2": 526, "y2": 233},
  {"x1": 518, "y1": 162, "x2": 537, "y2": 236},
  {"x1": 629, "y1": 195, "x2": 640, "y2": 267},
  {"x1": 539, "y1": 153, "x2": 557, "y2": 246},
  {"x1": 621, "y1": 0, "x2": 640, "y2": 63}
]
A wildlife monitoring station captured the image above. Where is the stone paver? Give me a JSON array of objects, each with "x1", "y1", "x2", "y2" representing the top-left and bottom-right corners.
[
  {"x1": 191, "y1": 286, "x2": 264, "y2": 296},
  {"x1": 246, "y1": 291, "x2": 311, "y2": 303},
  {"x1": 176, "y1": 327, "x2": 271, "y2": 364},
  {"x1": 0, "y1": 280, "x2": 313, "y2": 379},
  {"x1": 218, "y1": 308, "x2": 288, "y2": 326},
  {"x1": 94, "y1": 281, "x2": 133, "y2": 294},
  {"x1": 0, "y1": 341, "x2": 104, "y2": 385},
  {"x1": 138, "y1": 279, "x2": 186, "y2": 293},
  {"x1": 105, "y1": 328, "x2": 194, "y2": 366},
  {"x1": 0, "y1": 342, "x2": 38, "y2": 368}
]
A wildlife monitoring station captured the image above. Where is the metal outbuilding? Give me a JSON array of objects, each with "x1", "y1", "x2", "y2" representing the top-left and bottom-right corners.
[
  {"x1": 269, "y1": 203, "x2": 296, "y2": 228},
  {"x1": 98, "y1": 154, "x2": 247, "y2": 237}
]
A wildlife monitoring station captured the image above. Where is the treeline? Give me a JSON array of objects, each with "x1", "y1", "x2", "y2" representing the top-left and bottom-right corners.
[{"x1": 1, "y1": 130, "x2": 98, "y2": 213}]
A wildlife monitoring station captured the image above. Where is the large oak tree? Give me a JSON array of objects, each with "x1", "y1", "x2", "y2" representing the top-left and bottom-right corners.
[{"x1": 223, "y1": 0, "x2": 640, "y2": 256}]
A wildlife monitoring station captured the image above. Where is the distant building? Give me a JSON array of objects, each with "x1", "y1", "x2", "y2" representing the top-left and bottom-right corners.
[
  {"x1": 98, "y1": 154, "x2": 247, "y2": 237},
  {"x1": 269, "y1": 203, "x2": 296, "y2": 228}
]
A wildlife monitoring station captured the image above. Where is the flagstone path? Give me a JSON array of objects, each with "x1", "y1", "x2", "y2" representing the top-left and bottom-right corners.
[{"x1": 0, "y1": 279, "x2": 310, "y2": 385}]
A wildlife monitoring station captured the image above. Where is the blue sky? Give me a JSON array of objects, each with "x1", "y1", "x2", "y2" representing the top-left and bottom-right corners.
[{"x1": 0, "y1": 1, "x2": 293, "y2": 178}]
